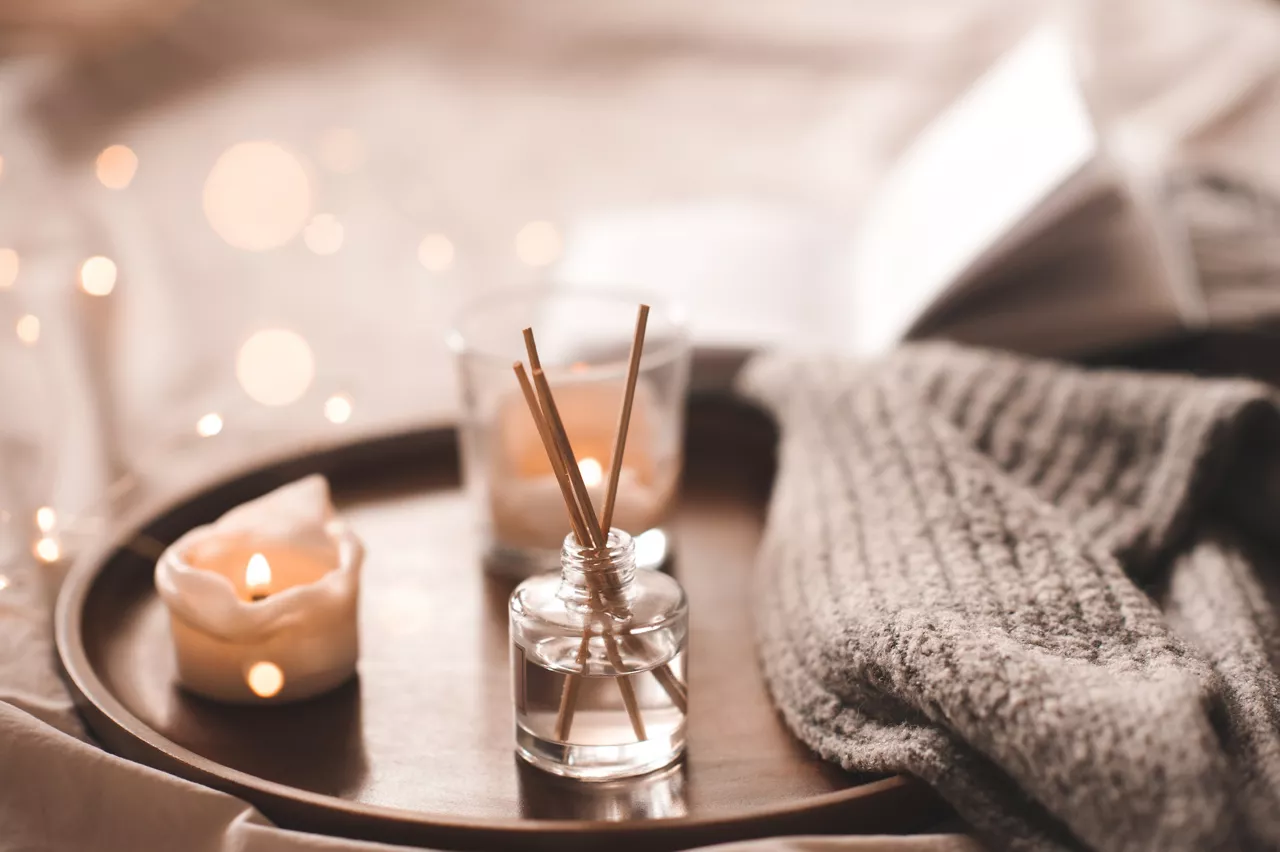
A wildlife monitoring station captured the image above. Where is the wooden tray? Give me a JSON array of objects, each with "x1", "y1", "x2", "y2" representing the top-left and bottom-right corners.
[{"x1": 55, "y1": 396, "x2": 946, "y2": 851}]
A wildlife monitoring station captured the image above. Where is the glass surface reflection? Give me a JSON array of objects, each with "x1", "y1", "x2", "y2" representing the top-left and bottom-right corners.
[{"x1": 517, "y1": 760, "x2": 688, "y2": 821}]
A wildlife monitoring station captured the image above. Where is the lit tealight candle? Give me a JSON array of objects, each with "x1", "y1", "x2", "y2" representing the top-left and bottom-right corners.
[
  {"x1": 154, "y1": 475, "x2": 363, "y2": 704},
  {"x1": 488, "y1": 381, "x2": 678, "y2": 552},
  {"x1": 245, "y1": 552, "x2": 272, "y2": 601}
]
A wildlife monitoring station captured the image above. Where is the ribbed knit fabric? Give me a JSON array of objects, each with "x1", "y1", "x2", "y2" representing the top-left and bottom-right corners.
[{"x1": 738, "y1": 343, "x2": 1280, "y2": 852}]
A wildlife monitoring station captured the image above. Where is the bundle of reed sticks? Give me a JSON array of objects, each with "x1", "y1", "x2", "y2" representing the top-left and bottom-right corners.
[{"x1": 513, "y1": 304, "x2": 688, "y2": 742}]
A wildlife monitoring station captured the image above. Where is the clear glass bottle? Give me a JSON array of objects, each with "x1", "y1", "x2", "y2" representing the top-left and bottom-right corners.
[{"x1": 510, "y1": 528, "x2": 688, "y2": 781}]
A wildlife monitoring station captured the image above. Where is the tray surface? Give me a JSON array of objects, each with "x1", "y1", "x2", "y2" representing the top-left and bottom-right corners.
[{"x1": 57, "y1": 398, "x2": 943, "y2": 851}]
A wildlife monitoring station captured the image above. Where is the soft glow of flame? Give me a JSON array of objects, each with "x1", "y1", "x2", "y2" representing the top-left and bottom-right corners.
[
  {"x1": 245, "y1": 552, "x2": 272, "y2": 592},
  {"x1": 417, "y1": 233, "x2": 454, "y2": 272},
  {"x1": 34, "y1": 537, "x2": 60, "y2": 563},
  {"x1": 317, "y1": 127, "x2": 365, "y2": 174},
  {"x1": 303, "y1": 213, "x2": 343, "y2": 255},
  {"x1": 0, "y1": 575, "x2": 8, "y2": 592},
  {"x1": 203, "y1": 141, "x2": 313, "y2": 251},
  {"x1": 96, "y1": 145, "x2": 138, "y2": 189},
  {"x1": 246, "y1": 661, "x2": 284, "y2": 698},
  {"x1": 514, "y1": 220, "x2": 562, "y2": 267},
  {"x1": 79, "y1": 256, "x2": 118, "y2": 296},
  {"x1": 0, "y1": 154, "x2": 5, "y2": 180},
  {"x1": 236, "y1": 328, "x2": 315, "y2": 406},
  {"x1": 196, "y1": 412, "x2": 223, "y2": 437},
  {"x1": 324, "y1": 393, "x2": 353, "y2": 424},
  {"x1": 578, "y1": 457, "x2": 604, "y2": 487},
  {"x1": 15, "y1": 314, "x2": 39, "y2": 345},
  {"x1": 35, "y1": 507, "x2": 55, "y2": 532},
  {"x1": 0, "y1": 248, "x2": 17, "y2": 289}
]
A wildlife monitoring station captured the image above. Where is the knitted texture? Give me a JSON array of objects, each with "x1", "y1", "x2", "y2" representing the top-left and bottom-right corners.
[{"x1": 738, "y1": 344, "x2": 1280, "y2": 852}]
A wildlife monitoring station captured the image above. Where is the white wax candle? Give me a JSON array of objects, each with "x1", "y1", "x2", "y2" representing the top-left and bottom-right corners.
[
  {"x1": 154, "y1": 475, "x2": 363, "y2": 704},
  {"x1": 488, "y1": 381, "x2": 679, "y2": 550}
]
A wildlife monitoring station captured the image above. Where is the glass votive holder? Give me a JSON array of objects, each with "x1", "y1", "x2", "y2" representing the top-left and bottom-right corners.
[{"x1": 450, "y1": 285, "x2": 691, "y2": 578}]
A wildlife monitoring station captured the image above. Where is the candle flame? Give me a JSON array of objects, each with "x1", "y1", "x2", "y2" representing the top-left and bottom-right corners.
[
  {"x1": 246, "y1": 661, "x2": 285, "y2": 698},
  {"x1": 245, "y1": 552, "x2": 272, "y2": 592},
  {"x1": 578, "y1": 457, "x2": 604, "y2": 488}
]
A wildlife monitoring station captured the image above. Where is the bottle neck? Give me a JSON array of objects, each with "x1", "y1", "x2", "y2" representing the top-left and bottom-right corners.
[{"x1": 557, "y1": 528, "x2": 637, "y2": 620}]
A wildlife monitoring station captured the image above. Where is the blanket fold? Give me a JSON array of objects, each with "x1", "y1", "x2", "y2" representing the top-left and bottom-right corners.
[{"x1": 739, "y1": 344, "x2": 1280, "y2": 852}]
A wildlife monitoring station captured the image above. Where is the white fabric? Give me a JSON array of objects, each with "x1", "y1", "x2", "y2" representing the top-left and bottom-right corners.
[{"x1": 3, "y1": 0, "x2": 1280, "y2": 849}]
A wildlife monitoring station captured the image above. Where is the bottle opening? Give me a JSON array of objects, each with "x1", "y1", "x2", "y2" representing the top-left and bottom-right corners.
[{"x1": 558, "y1": 528, "x2": 637, "y2": 618}]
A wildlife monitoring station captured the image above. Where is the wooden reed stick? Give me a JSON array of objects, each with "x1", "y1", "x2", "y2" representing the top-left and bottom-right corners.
[
  {"x1": 599, "y1": 304, "x2": 649, "y2": 534},
  {"x1": 520, "y1": 331, "x2": 648, "y2": 742},
  {"x1": 514, "y1": 362, "x2": 598, "y2": 737},
  {"x1": 652, "y1": 664, "x2": 688, "y2": 712},
  {"x1": 555, "y1": 633, "x2": 591, "y2": 741},
  {"x1": 513, "y1": 363, "x2": 590, "y2": 545},
  {"x1": 594, "y1": 306, "x2": 688, "y2": 714},
  {"x1": 514, "y1": 362, "x2": 606, "y2": 740},
  {"x1": 524, "y1": 335, "x2": 606, "y2": 550}
]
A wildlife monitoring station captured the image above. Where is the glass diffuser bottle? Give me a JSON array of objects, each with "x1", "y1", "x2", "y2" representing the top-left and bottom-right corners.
[
  {"x1": 506, "y1": 303, "x2": 689, "y2": 780},
  {"x1": 510, "y1": 529, "x2": 688, "y2": 780}
]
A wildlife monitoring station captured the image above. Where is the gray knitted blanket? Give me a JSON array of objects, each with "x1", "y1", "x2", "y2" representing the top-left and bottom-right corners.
[{"x1": 739, "y1": 344, "x2": 1280, "y2": 852}]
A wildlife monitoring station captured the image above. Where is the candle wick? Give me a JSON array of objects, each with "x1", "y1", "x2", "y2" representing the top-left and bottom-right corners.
[{"x1": 250, "y1": 590, "x2": 269, "y2": 603}]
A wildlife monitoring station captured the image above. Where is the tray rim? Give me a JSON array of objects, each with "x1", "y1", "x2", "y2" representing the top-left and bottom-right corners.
[{"x1": 55, "y1": 414, "x2": 937, "y2": 846}]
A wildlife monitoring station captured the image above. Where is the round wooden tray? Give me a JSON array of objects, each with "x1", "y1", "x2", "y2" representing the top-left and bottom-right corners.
[{"x1": 55, "y1": 396, "x2": 946, "y2": 851}]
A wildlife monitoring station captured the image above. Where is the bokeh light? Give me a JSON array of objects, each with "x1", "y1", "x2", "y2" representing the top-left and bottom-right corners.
[
  {"x1": 34, "y1": 537, "x2": 60, "y2": 563},
  {"x1": 0, "y1": 575, "x2": 9, "y2": 592},
  {"x1": 418, "y1": 233, "x2": 455, "y2": 272},
  {"x1": 246, "y1": 661, "x2": 285, "y2": 698},
  {"x1": 203, "y1": 141, "x2": 313, "y2": 251},
  {"x1": 578, "y1": 457, "x2": 604, "y2": 487},
  {"x1": 0, "y1": 154, "x2": 5, "y2": 180},
  {"x1": 515, "y1": 220, "x2": 562, "y2": 267},
  {"x1": 635, "y1": 528, "x2": 668, "y2": 567},
  {"x1": 236, "y1": 328, "x2": 315, "y2": 406},
  {"x1": 196, "y1": 413, "x2": 223, "y2": 437},
  {"x1": 79, "y1": 256, "x2": 118, "y2": 296},
  {"x1": 96, "y1": 145, "x2": 138, "y2": 189},
  {"x1": 317, "y1": 127, "x2": 365, "y2": 174},
  {"x1": 15, "y1": 314, "x2": 39, "y2": 345},
  {"x1": 303, "y1": 214, "x2": 343, "y2": 255},
  {"x1": 324, "y1": 393, "x2": 353, "y2": 424},
  {"x1": 0, "y1": 249, "x2": 17, "y2": 289},
  {"x1": 35, "y1": 507, "x2": 55, "y2": 532}
]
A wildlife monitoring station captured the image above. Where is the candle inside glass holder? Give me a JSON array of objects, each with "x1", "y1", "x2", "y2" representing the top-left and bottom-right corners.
[
  {"x1": 451, "y1": 287, "x2": 690, "y2": 578},
  {"x1": 489, "y1": 380, "x2": 679, "y2": 556}
]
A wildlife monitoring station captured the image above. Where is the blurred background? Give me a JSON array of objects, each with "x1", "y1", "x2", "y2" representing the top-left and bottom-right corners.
[{"x1": 3, "y1": 0, "x2": 1280, "y2": 564}]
